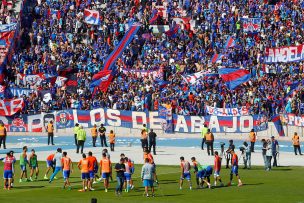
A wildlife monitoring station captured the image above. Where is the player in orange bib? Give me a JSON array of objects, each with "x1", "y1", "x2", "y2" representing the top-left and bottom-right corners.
[
  {"x1": 143, "y1": 148, "x2": 158, "y2": 183},
  {"x1": 78, "y1": 154, "x2": 90, "y2": 192},
  {"x1": 100, "y1": 153, "x2": 112, "y2": 192},
  {"x1": 87, "y1": 151, "x2": 98, "y2": 191},
  {"x1": 44, "y1": 153, "x2": 55, "y2": 179},
  {"x1": 61, "y1": 152, "x2": 73, "y2": 190},
  {"x1": 143, "y1": 148, "x2": 154, "y2": 164},
  {"x1": 227, "y1": 150, "x2": 243, "y2": 187}
]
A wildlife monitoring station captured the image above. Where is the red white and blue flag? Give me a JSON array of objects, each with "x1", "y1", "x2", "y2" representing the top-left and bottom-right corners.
[
  {"x1": 210, "y1": 53, "x2": 224, "y2": 63},
  {"x1": 210, "y1": 35, "x2": 234, "y2": 63},
  {"x1": 149, "y1": 9, "x2": 159, "y2": 24},
  {"x1": 84, "y1": 9, "x2": 100, "y2": 25},
  {"x1": 218, "y1": 68, "x2": 251, "y2": 90},
  {"x1": 242, "y1": 18, "x2": 261, "y2": 33},
  {"x1": 90, "y1": 70, "x2": 113, "y2": 93},
  {"x1": 271, "y1": 115, "x2": 285, "y2": 137},
  {"x1": 224, "y1": 36, "x2": 236, "y2": 49},
  {"x1": 182, "y1": 71, "x2": 208, "y2": 85},
  {"x1": 0, "y1": 98, "x2": 24, "y2": 116}
]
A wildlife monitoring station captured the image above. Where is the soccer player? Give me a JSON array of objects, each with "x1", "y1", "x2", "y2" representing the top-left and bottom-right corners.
[
  {"x1": 49, "y1": 148, "x2": 63, "y2": 183},
  {"x1": 87, "y1": 151, "x2": 98, "y2": 190},
  {"x1": 128, "y1": 158, "x2": 135, "y2": 189},
  {"x1": 3, "y1": 152, "x2": 16, "y2": 190},
  {"x1": 100, "y1": 152, "x2": 111, "y2": 192},
  {"x1": 200, "y1": 165, "x2": 212, "y2": 189},
  {"x1": 141, "y1": 158, "x2": 156, "y2": 197},
  {"x1": 61, "y1": 151, "x2": 73, "y2": 190},
  {"x1": 124, "y1": 157, "x2": 131, "y2": 192},
  {"x1": 44, "y1": 153, "x2": 55, "y2": 179},
  {"x1": 190, "y1": 157, "x2": 203, "y2": 188},
  {"x1": 143, "y1": 148, "x2": 158, "y2": 183},
  {"x1": 19, "y1": 146, "x2": 29, "y2": 182},
  {"x1": 179, "y1": 156, "x2": 192, "y2": 190},
  {"x1": 227, "y1": 150, "x2": 243, "y2": 187},
  {"x1": 143, "y1": 148, "x2": 154, "y2": 164},
  {"x1": 78, "y1": 153, "x2": 90, "y2": 192},
  {"x1": 214, "y1": 151, "x2": 224, "y2": 187},
  {"x1": 29, "y1": 149, "x2": 39, "y2": 181},
  {"x1": 102, "y1": 148, "x2": 112, "y2": 181}
]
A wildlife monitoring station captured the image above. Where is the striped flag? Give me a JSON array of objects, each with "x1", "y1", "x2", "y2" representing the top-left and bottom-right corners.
[
  {"x1": 102, "y1": 23, "x2": 140, "y2": 71},
  {"x1": 218, "y1": 68, "x2": 251, "y2": 90}
]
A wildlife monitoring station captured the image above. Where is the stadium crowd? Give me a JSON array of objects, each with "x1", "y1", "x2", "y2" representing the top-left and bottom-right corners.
[{"x1": 2, "y1": 0, "x2": 304, "y2": 117}]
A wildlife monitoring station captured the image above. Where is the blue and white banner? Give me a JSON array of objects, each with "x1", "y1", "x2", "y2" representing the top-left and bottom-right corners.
[
  {"x1": 0, "y1": 108, "x2": 269, "y2": 133},
  {"x1": 7, "y1": 87, "x2": 36, "y2": 97},
  {"x1": 0, "y1": 23, "x2": 17, "y2": 32},
  {"x1": 205, "y1": 106, "x2": 249, "y2": 116},
  {"x1": 265, "y1": 44, "x2": 304, "y2": 63}
]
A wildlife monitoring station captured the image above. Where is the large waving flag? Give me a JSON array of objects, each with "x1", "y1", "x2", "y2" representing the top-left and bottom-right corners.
[
  {"x1": 182, "y1": 71, "x2": 208, "y2": 85},
  {"x1": 84, "y1": 9, "x2": 100, "y2": 25},
  {"x1": 102, "y1": 23, "x2": 141, "y2": 71},
  {"x1": 218, "y1": 68, "x2": 251, "y2": 90},
  {"x1": 271, "y1": 115, "x2": 285, "y2": 137},
  {"x1": 90, "y1": 70, "x2": 113, "y2": 93}
]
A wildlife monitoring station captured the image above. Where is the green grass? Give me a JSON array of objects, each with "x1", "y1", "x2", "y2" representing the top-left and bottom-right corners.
[{"x1": 0, "y1": 162, "x2": 303, "y2": 203}]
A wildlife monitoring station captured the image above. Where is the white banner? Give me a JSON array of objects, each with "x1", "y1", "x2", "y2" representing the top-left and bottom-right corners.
[{"x1": 206, "y1": 106, "x2": 249, "y2": 116}]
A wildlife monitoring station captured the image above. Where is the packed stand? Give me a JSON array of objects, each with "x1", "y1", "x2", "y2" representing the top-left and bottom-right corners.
[{"x1": 3, "y1": 0, "x2": 304, "y2": 117}]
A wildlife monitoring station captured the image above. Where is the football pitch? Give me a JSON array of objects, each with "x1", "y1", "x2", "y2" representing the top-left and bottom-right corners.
[{"x1": 0, "y1": 162, "x2": 303, "y2": 203}]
